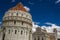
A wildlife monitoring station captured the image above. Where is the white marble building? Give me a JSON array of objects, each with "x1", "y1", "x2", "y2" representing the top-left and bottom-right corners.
[{"x1": 0, "y1": 3, "x2": 32, "y2": 40}]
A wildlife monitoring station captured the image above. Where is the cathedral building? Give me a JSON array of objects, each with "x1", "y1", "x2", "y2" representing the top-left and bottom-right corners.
[
  {"x1": 0, "y1": 3, "x2": 57, "y2": 40},
  {"x1": 33, "y1": 27, "x2": 57, "y2": 40}
]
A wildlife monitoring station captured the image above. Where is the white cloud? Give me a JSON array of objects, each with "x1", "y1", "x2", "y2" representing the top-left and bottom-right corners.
[
  {"x1": 45, "y1": 22, "x2": 53, "y2": 25},
  {"x1": 32, "y1": 22, "x2": 60, "y2": 38},
  {"x1": 32, "y1": 22, "x2": 39, "y2": 28},
  {"x1": 24, "y1": 6, "x2": 30, "y2": 11},
  {"x1": 55, "y1": 0, "x2": 60, "y2": 4},
  {"x1": 44, "y1": 22, "x2": 60, "y2": 38},
  {"x1": 32, "y1": 22, "x2": 40, "y2": 33},
  {"x1": 32, "y1": 22, "x2": 59, "y2": 33},
  {"x1": 44, "y1": 22, "x2": 57, "y2": 32},
  {"x1": 33, "y1": 22, "x2": 40, "y2": 25},
  {"x1": 41, "y1": 26, "x2": 53, "y2": 33},
  {"x1": 45, "y1": 22, "x2": 60, "y2": 29}
]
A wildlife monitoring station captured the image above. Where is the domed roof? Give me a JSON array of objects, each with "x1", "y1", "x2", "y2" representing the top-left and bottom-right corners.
[{"x1": 10, "y1": 3, "x2": 28, "y2": 12}]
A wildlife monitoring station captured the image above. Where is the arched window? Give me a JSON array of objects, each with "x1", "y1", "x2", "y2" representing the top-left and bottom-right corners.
[
  {"x1": 15, "y1": 30, "x2": 17, "y2": 34},
  {"x1": 2, "y1": 33, "x2": 5, "y2": 40},
  {"x1": 3, "y1": 28, "x2": 5, "y2": 33},
  {"x1": 22, "y1": 22, "x2": 23, "y2": 25},
  {"x1": 9, "y1": 30, "x2": 10, "y2": 34},
  {"x1": 16, "y1": 13, "x2": 18, "y2": 16},
  {"x1": 42, "y1": 37, "x2": 43, "y2": 40},
  {"x1": 30, "y1": 30, "x2": 31, "y2": 33},
  {"x1": 2, "y1": 28, "x2": 5, "y2": 40},
  {"x1": 14, "y1": 21, "x2": 16, "y2": 25},
  {"x1": 21, "y1": 30, "x2": 23, "y2": 35},
  {"x1": 3, "y1": 28, "x2": 5, "y2": 30}
]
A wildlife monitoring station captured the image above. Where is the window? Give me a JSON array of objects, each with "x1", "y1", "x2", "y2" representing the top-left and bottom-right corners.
[
  {"x1": 21, "y1": 30, "x2": 23, "y2": 35},
  {"x1": 3, "y1": 28, "x2": 5, "y2": 32},
  {"x1": 14, "y1": 21, "x2": 16, "y2": 24},
  {"x1": 9, "y1": 30, "x2": 10, "y2": 34},
  {"x1": 42, "y1": 38, "x2": 43, "y2": 40},
  {"x1": 16, "y1": 13, "x2": 18, "y2": 16},
  {"x1": 3, "y1": 28, "x2": 5, "y2": 30},
  {"x1": 2, "y1": 33, "x2": 5, "y2": 40},
  {"x1": 15, "y1": 30, "x2": 17, "y2": 34},
  {"x1": 30, "y1": 30, "x2": 31, "y2": 33},
  {"x1": 22, "y1": 22, "x2": 23, "y2": 25}
]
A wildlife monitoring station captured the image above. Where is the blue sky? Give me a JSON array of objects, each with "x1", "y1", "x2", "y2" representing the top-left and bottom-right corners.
[{"x1": 0, "y1": 0, "x2": 60, "y2": 26}]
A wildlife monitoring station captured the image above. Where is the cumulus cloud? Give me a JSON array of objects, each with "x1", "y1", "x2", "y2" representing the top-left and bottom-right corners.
[
  {"x1": 45, "y1": 22, "x2": 60, "y2": 29},
  {"x1": 41, "y1": 26, "x2": 53, "y2": 33},
  {"x1": 32, "y1": 22, "x2": 40, "y2": 33},
  {"x1": 42, "y1": 22, "x2": 60, "y2": 38},
  {"x1": 55, "y1": 0, "x2": 60, "y2": 4},
  {"x1": 45, "y1": 22, "x2": 53, "y2": 25},
  {"x1": 24, "y1": 6, "x2": 30, "y2": 11},
  {"x1": 32, "y1": 22, "x2": 60, "y2": 38},
  {"x1": 44, "y1": 22, "x2": 60, "y2": 32},
  {"x1": 32, "y1": 22, "x2": 59, "y2": 33}
]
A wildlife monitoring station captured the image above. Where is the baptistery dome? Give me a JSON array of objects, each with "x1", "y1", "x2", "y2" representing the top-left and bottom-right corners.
[
  {"x1": 3, "y1": 3, "x2": 32, "y2": 28},
  {"x1": 2, "y1": 3, "x2": 32, "y2": 40}
]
